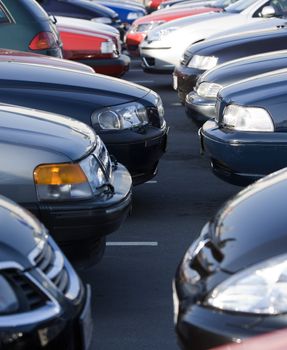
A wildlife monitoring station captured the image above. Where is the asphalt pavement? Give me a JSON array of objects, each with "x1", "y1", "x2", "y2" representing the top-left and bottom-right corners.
[{"x1": 82, "y1": 59, "x2": 239, "y2": 350}]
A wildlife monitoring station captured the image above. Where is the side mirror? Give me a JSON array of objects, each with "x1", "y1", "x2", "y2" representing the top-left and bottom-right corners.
[{"x1": 261, "y1": 5, "x2": 276, "y2": 18}]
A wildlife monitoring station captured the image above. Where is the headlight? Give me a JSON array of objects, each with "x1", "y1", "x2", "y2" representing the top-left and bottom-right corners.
[
  {"x1": 206, "y1": 254, "x2": 287, "y2": 315},
  {"x1": 127, "y1": 12, "x2": 142, "y2": 20},
  {"x1": 197, "y1": 82, "x2": 222, "y2": 99},
  {"x1": 188, "y1": 55, "x2": 218, "y2": 70},
  {"x1": 147, "y1": 27, "x2": 178, "y2": 42},
  {"x1": 100, "y1": 40, "x2": 114, "y2": 54},
  {"x1": 92, "y1": 102, "x2": 148, "y2": 130},
  {"x1": 34, "y1": 142, "x2": 109, "y2": 201},
  {"x1": 91, "y1": 17, "x2": 112, "y2": 24},
  {"x1": 222, "y1": 104, "x2": 274, "y2": 132},
  {"x1": 0, "y1": 275, "x2": 19, "y2": 314}
]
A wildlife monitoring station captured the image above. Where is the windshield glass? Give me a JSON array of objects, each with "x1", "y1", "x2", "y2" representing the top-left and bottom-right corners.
[
  {"x1": 225, "y1": 0, "x2": 258, "y2": 13},
  {"x1": 212, "y1": 0, "x2": 239, "y2": 8}
]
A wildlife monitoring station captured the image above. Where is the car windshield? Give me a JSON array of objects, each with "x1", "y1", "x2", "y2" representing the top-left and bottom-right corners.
[
  {"x1": 225, "y1": 0, "x2": 258, "y2": 13},
  {"x1": 211, "y1": 0, "x2": 239, "y2": 8}
]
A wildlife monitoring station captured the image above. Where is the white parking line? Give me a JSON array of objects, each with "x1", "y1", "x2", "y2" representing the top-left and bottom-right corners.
[
  {"x1": 146, "y1": 180, "x2": 157, "y2": 184},
  {"x1": 106, "y1": 241, "x2": 158, "y2": 246}
]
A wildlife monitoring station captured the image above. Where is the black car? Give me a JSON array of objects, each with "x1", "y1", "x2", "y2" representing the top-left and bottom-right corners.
[
  {"x1": 186, "y1": 49, "x2": 287, "y2": 126},
  {"x1": 0, "y1": 0, "x2": 62, "y2": 57},
  {"x1": 0, "y1": 60, "x2": 168, "y2": 185},
  {"x1": 0, "y1": 194, "x2": 92, "y2": 349},
  {"x1": 200, "y1": 68, "x2": 287, "y2": 186},
  {"x1": 36, "y1": 0, "x2": 123, "y2": 33},
  {"x1": 0, "y1": 103, "x2": 132, "y2": 268},
  {"x1": 173, "y1": 23, "x2": 287, "y2": 104},
  {"x1": 174, "y1": 167, "x2": 287, "y2": 350}
]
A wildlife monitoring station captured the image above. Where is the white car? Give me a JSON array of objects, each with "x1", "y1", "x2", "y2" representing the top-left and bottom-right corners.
[{"x1": 139, "y1": 0, "x2": 286, "y2": 72}]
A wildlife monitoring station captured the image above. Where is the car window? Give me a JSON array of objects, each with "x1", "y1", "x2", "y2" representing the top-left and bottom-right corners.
[{"x1": 270, "y1": 0, "x2": 287, "y2": 15}]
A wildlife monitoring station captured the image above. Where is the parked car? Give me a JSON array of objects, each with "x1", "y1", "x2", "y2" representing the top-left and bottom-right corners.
[
  {"x1": 159, "y1": 0, "x2": 216, "y2": 9},
  {"x1": 139, "y1": 0, "x2": 286, "y2": 72},
  {"x1": 174, "y1": 19, "x2": 287, "y2": 105},
  {"x1": 174, "y1": 167, "x2": 287, "y2": 349},
  {"x1": 36, "y1": 0, "x2": 123, "y2": 34},
  {"x1": 199, "y1": 67, "x2": 287, "y2": 186},
  {"x1": 0, "y1": 60, "x2": 168, "y2": 185},
  {"x1": 57, "y1": 20, "x2": 130, "y2": 77},
  {"x1": 93, "y1": 0, "x2": 146, "y2": 28},
  {"x1": 0, "y1": 195, "x2": 93, "y2": 349},
  {"x1": 0, "y1": 103, "x2": 132, "y2": 267},
  {"x1": 186, "y1": 49, "x2": 287, "y2": 126},
  {"x1": 0, "y1": 0, "x2": 62, "y2": 57},
  {"x1": 125, "y1": 2, "x2": 223, "y2": 56}
]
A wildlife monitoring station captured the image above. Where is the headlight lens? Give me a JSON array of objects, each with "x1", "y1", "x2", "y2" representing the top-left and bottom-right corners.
[
  {"x1": 223, "y1": 104, "x2": 274, "y2": 132},
  {"x1": 91, "y1": 17, "x2": 112, "y2": 24},
  {"x1": 197, "y1": 82, "x2": 222, "y2": 99},
  {"x1": 206, "y1": 254, "x2": 287, "y2": 315},
  {"x1": 147, "y1": 27, "x2": 178, "y2": 42},
  {"x1": 0, "y1": 275, "x2": 19, "y2": 314},
  {"x1": 34, "y1": 139, "x2": 110, "y2": 201},
  {"x1": 188, "y1": 55, "x2": 218, "y2": 70},
  {"x1": 100, "y1": 40, "x2": 114, "y2": 54},
  {"x1": 92, "y1": 102, "x2": 148, "y2": 130}
]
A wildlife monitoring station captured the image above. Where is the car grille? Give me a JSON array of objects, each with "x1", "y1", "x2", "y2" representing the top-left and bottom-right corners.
[
  {"x1": 96, "y1": 140, "x2": 112, "y2": 180},
  {"x1": 32, "y1": 241, "x2": 69, "y2": 296},
  {"x1": 4, "y1": 270, "x2": 48, "y2": 312}
]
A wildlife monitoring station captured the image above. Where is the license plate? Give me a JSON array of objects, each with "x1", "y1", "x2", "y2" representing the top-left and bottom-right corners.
[
  {"x1": 80, "y1": 284, "x2": 93, "y2": 350},
  {"x1": 173, "y1": 75, "x2": 178, "y2": 90}
]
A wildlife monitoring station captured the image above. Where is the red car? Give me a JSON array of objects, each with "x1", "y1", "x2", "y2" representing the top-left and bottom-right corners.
[
  {"x1": 57, "y1": 21, "x2": 130, "y2": 77},
  {"x1": 125, "y1": 6, "x2": 222, "y2": 56},
  {"x1": 147, "y1": 0, "x2": 166, "y2": 12}
]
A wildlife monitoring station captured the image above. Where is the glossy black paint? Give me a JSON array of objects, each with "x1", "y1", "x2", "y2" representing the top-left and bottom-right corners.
[
  {"x1": 0, "y1": 195, "x2": 87, "y2": 349},
  {"x1": 186, "y1": 50, "x2": 287, "y2": 125},
  {"x1": 0, "y1": 61, "x2": 168, "y2": 184},
  {"x1": 174, "y1": 25, "x2": 287, "y2": 104},
  {"x1": 200, "y1": 68, "x2": 287, "y2": 185},
  {"x1": 175, "y1": 168, "x2": 287, "y2": 349}
]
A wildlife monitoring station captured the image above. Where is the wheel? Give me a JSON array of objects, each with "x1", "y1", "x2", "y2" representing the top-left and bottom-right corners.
[{"x1": 62, "y1": 237, "x2": 106, "y2": 270}]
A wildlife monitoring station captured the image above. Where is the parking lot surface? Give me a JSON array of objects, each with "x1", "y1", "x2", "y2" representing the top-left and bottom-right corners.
[{"x1": 82, "y1": 59, "x2": 239, "y2": 350}]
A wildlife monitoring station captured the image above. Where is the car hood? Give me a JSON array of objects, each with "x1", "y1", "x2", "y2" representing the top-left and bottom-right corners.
[
  {"x1": 62, "y1": 0, "x2": 117, "y2": 17},
  {"x1": 0, "y1": 195, "x2": 46, "y2": 269},
  {"x1": 56, "y1": 16, "x2": 120, "y2": 35},
  {"x1": 0, "y1": 104, "x2": 97, "y2": 161},
  {"x1": 200, "y1": 50, "x2": 287, "y2": 86},
  {"x1": 96, "y1": 0, "x2": 146, "y2": 12},
  {"x1": 219, "y1": 67, "x2": 287, "y2": 108},
  {"x1": 210, "y1": 168, "x2": 287, "y2": 273},
  {"x1": 0, "y1": 48, "x2": 93, "y2": 73},
  {"x1": 136, "y1": 6, "x2": 221, "y2": 23},
  {"x1": 0, "y1": 61, "x2": 150, "y2": 106}
]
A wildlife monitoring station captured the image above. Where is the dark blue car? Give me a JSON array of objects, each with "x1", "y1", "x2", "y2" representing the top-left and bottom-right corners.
[{"x1": 200, "y1": 68, "x2": 287, "y2": 186}]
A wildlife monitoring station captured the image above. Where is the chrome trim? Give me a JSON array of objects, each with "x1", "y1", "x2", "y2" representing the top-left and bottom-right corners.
[
  {"x1": 28, "y1": 239, "x2": 46, "y2": 264},
  {"x1": 0, "y1": 302, "x2": 60, "y2": 328},
  {"x1": 0, "y1": 261, "x2": 24, "y2": 271},
  {"x1": 46, "y1": 251, "x2": 64, "y2": 281}
]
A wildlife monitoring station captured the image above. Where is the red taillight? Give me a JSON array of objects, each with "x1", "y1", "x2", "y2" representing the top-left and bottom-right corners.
[{"x1": 29, "y1": 32, "x2": 57, "y2": 51}]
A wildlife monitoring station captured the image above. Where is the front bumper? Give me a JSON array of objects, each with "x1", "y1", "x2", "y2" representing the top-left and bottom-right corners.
[
  {"x1": 125, "y1": 33, "x2": 146, "y2": 56},
  {"x1": 200, "y1": 120, "x2": 287, "y2": 186},
  {"x1": 173, "y1": 65, "x2": 203, "y2": 103},
  {"x1": 185, "y1": 91, "x2": 216, "y2": 127},
  {"x1": 74, "y1": 54, "x2": 130, "y2": 77},
  {"x1": 102, "y1": 125, "x2": 168, "y2": 185},
  {"x1": 26, "y1": 163, "x2": 132, "y2": 244},
  {"x1": 140, "y1": 46, "x2": 177, "y2": 72}
]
